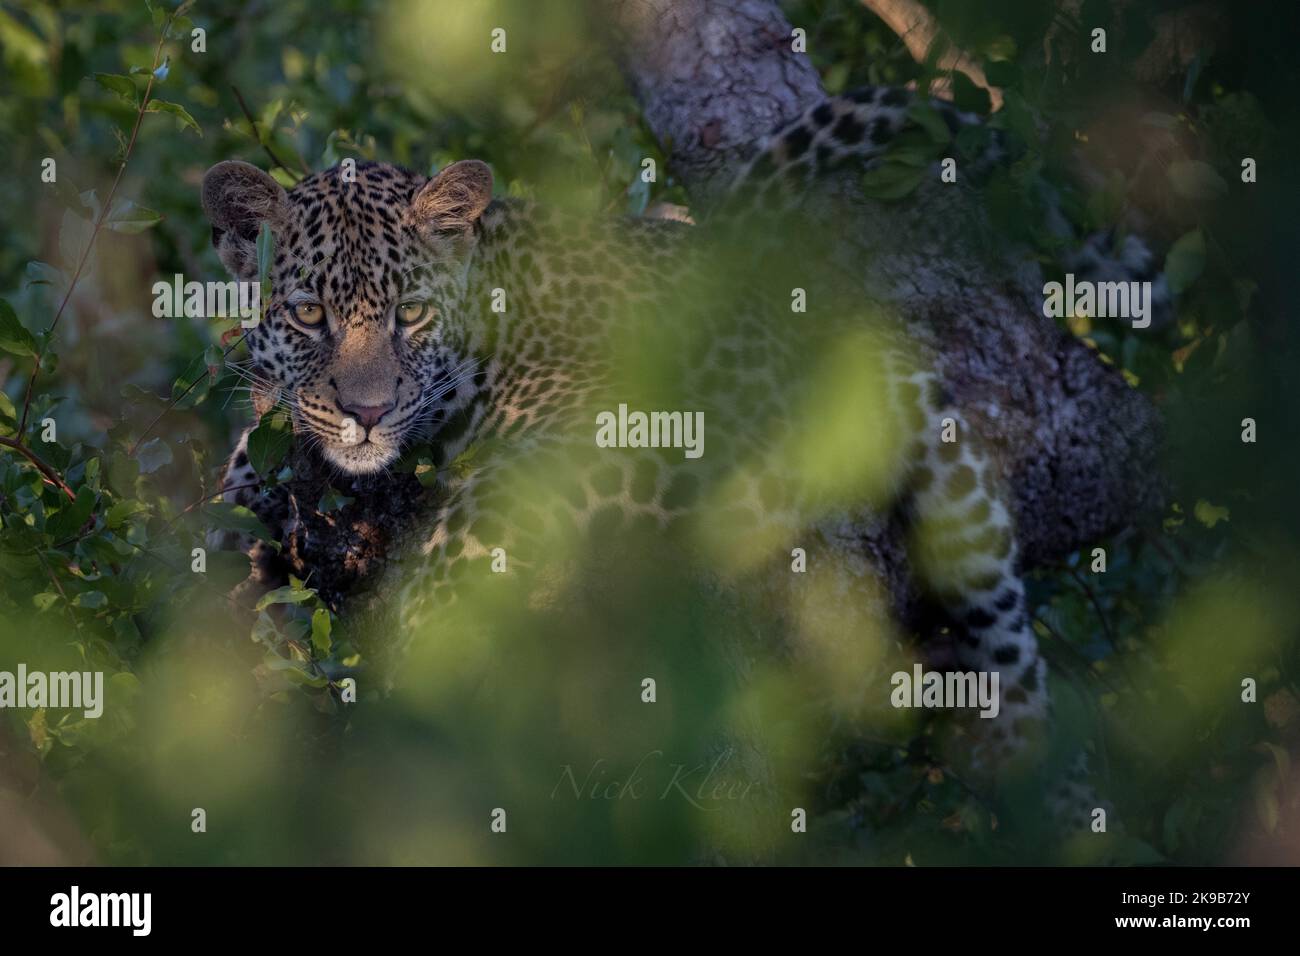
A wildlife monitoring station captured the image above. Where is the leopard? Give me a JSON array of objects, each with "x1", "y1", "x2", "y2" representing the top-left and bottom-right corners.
[{"x1": 203, "y1": 85, "x2": 1162, "y2": 833}]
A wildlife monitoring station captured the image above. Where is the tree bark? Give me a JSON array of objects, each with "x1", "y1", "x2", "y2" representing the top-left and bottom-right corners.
[
  {"x1": 607, "y1": 0, "x2": 827, "y2": 206},
  {"x1": 603, "y1": 0, "x2": 1163, "y2": 571}
]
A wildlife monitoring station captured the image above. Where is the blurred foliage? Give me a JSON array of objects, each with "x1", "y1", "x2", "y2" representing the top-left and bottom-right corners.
[{"x1": 0, "y1": 0, "x2": 1297, "y2": 864}]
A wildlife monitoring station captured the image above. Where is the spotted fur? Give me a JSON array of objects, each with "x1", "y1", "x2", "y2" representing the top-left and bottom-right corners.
[{"x1": 203, "y1": 87, "x2": 1155, "y2": 830}]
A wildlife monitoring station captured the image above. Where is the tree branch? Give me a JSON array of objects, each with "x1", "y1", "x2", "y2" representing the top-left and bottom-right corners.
[
  {"x1": 604, "y1": 0, "x2": 826, "y2": 205},
  {"x1": 0, "y1": 437, "x2": 76, "y2": 502},
  {"x1": 601, "y1": 0, "x2": 1163, "y2": 590},
  {"x1": 858, "y1": 0, "x2": 1004, "y2": 110}
]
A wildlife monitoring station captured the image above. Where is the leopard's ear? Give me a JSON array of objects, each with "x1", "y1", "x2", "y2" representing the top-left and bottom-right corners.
[
  {"x1": 407, "y1": 160, "x2": 493, "y2": 248},
  {"x1": 201, "y1": 160, "x2": 289, "y2": 279}
]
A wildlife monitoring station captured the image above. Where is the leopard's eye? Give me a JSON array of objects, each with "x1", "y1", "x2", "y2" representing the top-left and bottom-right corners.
[
  {"x1": 397, "y1": 301, "x2": 432, "y2": 327},
  {"x1": 291, "y1": 302, "x2": 325, "y2": 327}
]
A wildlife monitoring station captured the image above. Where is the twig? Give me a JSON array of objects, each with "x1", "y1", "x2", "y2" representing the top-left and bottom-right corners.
[
  {"x1": 18, "y1": 20, "x2": 171, "y2": 438},
  {"x1": 231, "y1": 85, "x2": 305, "y2": 181},
  {"x1": 0, "y1": 437, "x2": 76, "y2": 502},
  {"x1": 164, "y1": 477, "x2": 305, "y2": 534},
  {"x1": 34, "y1": 549, "x2": 87, "y2": 637},
  {"x1": 127, "y1": 331, "x2": 248, "y2": 458},
  {"x1": 4, "y1": 12, "x2": 172, "y2": 509}
]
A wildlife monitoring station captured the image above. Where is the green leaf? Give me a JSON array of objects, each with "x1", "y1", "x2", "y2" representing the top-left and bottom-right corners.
[
  {"x1": 886, "y1": 147, "x2": 936, "y2": 168},
  {"x1": 256, "y1": 584, "x2": 315, "y2": 611},
  {"x1": 25, "y1": 260, "x2": 64, "y2": 289},
  {"x1": 170, "y1": 355, "x2": 212, "y2": 409},
  {"x1": 120, "y1": 383, "x2": 169, "y2": 409},
  {"x1": 203, "y1": 549, "x2": 255, "y2": 592},
  {"x1": 106, "y1": 198, "x2": 163, "y2": 234},
  {"x1": 992, "y1": 90, "x2": 1037, "y2": 144},
  {"x1": 204, "y1": 502, "x2": 277, "y2": 547},
  {"x1": 0, "y1": 388, "x2": 16, "y2": 434},
  {"x1": 983, "y1": 59, "x2": 1020, "y2": 89},
  {"x1": 1193, "y1": 499, "x2": 1230, "y2": 528},
  {"x1": 32, "y1": 592, "x2": 59, "y2": 612},
  {"x1": 1167, "y1": 160, "x2": 1227, "y2": 201},
  {"x1": 105, "y1": 450, "x2": 141, "y2": 496},
  {"x1": 108, "y1": 670, "x2": 143, "y2": 698},
  {"x1": 950, "y1": 72, "x2": 991, "y2": 116},
  {"x1": 136, "y1": 437, "x2": 173, "y2": 475},
  {"x1": 204, "y1": 343, "x2": 224, "y2": 381},
  {"x1": 311, "y1": 607, "x2": 333, "y2": 655},
  {"x1": 144, "y1": 99, "x2": 201, "y2": 136},
  {"x1": 954, "y1": 123, "x2": 993, "y2": 163},
  {"x1": 0, "y1": 299, "x2": 38, "y2": 357},
  {"x1": 1164, "y1": 229, "x2": 1206, "y2": 295},
  {"x1": 94, "y1": 72, "x2": 138, "y2": 105},
  {"x1": 860, "y1": 161, "x2": 927, "y2": 201},
  {"x1": 47, "y1": 485, "x2": 96, "y2": 540},
  {"x1": 77, "y1": 189, "x2": 102, "y2": 221},
  {"x1": 106, "y1": 498, "x2": 149, "y2": 529},
  {"x1": 256, "y1": 221, "x2": 275, "y2": 302},
  {"x1": 265, "y1": 657, "x2": 330, "y2": 688},
  {"x1": 317, "y1": 487, "x2": 355, "y2": 513},
  {"x1": 907, "y1": 102, "x2": 952, "y2": 145},
  {"x1": 73, "y1": 590, "x2": 107, "y2": 609},
  {"x1": 246, "y1": 408, "x2": 293, "y2": 478},
  {"x1": 412, "y1": 457, "x2": 441, "y2": 488},
  {"x1": 260, "y1": 97, "x2": 285, "y2": 132}
]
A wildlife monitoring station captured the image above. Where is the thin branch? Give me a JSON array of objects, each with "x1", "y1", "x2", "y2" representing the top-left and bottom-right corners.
[
  {"x1": 231, "y1": 85, "x2": 306, "y2": 180},
  {"x1": 164, "y1": 477, "x2": 305, "y2": 534},
  {"x1": 127, "y1": 331, "x2": 248, "y2": 458},
  {"x1": 35, "y1": 549, "x2": 87, "y2": 638},
  {"x1": 3, "y1": 13, "x2": 174, "y2": 516},
  {"x1": 19, "y1": 19, "x2": 171, "y2": 437},
  {"x1": 0, "y1": 436, "x2": 76, "y2": 501}
]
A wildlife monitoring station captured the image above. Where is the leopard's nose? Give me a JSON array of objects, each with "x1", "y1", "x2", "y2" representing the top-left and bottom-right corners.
[{"x1": 339, "y1": 402, "x2": 395, "y2": 430}]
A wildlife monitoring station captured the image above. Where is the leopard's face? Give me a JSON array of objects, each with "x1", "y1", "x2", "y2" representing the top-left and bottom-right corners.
[{"x1": 202, "y1": 159, "x2": 494, "y2": 474}]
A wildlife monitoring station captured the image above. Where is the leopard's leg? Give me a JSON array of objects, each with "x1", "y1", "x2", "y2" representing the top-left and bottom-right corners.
[
  {"x1": 393, "y1": 438, "x2": 567, "y2": 662},
  {"x1": 887, "y1": 357, "x2": 1101, "y2": 830}
]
